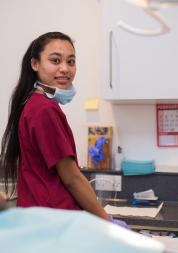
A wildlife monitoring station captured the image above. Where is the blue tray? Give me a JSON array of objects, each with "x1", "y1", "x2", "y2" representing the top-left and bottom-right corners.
[{"x1": 121, "y1": 159, "x2": 155, "y2": 176}]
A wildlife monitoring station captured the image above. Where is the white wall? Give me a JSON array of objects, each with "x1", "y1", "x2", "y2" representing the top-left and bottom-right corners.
[
  {"x1": 111, "y1": 104, "x2": 178, "y2": 172},
  {"x1": 0, "y1": 0, "x2": 178, "y2": 172},
  {"x1": 0, "y1": 0, "x2": 112, "y2": 168}
]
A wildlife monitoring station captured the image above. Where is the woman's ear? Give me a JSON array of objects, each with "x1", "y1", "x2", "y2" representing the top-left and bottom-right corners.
[{"x1": 31, "y1": 58, "x2": 39, "y2": 72}]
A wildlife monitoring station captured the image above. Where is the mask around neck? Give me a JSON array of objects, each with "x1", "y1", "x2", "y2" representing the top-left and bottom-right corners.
[{"x1": 34, "y1": 81, "x2": 76, "y2": 105}]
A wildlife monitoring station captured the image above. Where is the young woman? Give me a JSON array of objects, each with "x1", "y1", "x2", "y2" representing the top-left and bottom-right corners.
[{"x1": 0, "y1": 32, "x2": 127, "y2": 227}]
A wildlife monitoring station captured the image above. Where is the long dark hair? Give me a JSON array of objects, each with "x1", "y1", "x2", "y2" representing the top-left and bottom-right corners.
[{"x1": 0, "y1": 32, "x2": 75, "y2": 196}]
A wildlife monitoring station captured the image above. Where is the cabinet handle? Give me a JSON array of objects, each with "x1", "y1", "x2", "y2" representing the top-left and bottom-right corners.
[{"x1": 109, "y1": 30, "x2": 113, "y2": 89}]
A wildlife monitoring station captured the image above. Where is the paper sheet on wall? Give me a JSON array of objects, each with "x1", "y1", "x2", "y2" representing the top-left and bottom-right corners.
[
  {"x1": 104, "y1": 202, "x2": 163, "y2": 218},
  {"x1": 84, "y1": 97, "x2": 99, "y2": 110}
]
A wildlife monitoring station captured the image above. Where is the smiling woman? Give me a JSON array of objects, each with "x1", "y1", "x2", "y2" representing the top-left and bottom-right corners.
[
  {"x1": 31, "y1": 39, "x2": 76, "y2": 90},
  {"x1": 0, "y1": 31, "x2": 126, "y2": 225},
  {"x1": 31, "y1": 38, "x2": 77, "y2": 105}
]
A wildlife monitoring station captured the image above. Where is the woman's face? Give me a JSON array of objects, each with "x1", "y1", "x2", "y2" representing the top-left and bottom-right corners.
[{"x1": 31, "y1": 39, "x2": 76, "y2": 89}]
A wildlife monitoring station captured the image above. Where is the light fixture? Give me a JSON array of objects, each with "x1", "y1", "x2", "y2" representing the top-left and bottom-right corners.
[
  {"x1": 127, "y1": 0, "x2": 178, "y2": 9},
  {"x1": 117, "y1": 0, "x2": 178, "y2": 36}
]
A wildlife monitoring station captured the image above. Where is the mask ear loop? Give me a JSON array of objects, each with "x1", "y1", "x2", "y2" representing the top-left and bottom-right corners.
[
  {"x1": 34, "y1": 82, "x2": 56, "y2": 100},
  {"x1": 35, "y1": 81, "x2": 56, "y2": 95},
  {"x1": 34, "y1": 86, "x2": 44, "y2": 92}
]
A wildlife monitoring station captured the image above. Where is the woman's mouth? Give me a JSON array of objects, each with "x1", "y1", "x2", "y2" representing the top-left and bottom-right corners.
[{"x1": 55, "y1": 76, "x2": 70, "y2": 84}]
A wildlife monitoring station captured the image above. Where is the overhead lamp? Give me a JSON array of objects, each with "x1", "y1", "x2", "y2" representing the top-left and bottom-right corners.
[{"x1": 117, "y1": 0, "x2": 178, "y2": 36}]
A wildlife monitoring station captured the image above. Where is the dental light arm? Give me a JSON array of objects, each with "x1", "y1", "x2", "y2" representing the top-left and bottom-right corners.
[
  {"x1": 117, "y1": 0, "x2": 178, "y2": 36},
  {"x1": 117, "y1": 9, "x2": 170, "y2": 36}
]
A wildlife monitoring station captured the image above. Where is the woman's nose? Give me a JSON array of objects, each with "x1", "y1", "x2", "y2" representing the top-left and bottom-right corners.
[{"x1": 59, "y1": 62, "x2": 69, "y2": 73}]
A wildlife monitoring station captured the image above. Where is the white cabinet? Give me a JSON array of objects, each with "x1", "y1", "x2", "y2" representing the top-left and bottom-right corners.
[{"x1": 101, "y1": 0, "x2": 178, "y2": 102}]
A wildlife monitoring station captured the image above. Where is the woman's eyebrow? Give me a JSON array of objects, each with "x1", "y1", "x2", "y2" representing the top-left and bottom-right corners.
[{"x1": 49, "y1": 52, "x2": 75, "y2": 58}]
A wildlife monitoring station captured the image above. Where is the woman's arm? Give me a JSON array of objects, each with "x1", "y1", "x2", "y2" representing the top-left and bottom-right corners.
[{"x1": 56, "y1": 156, "x2": 109, "y2": 221}]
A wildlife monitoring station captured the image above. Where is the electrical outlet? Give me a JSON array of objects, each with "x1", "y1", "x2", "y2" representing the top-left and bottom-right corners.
[{"x1": 94, "y1": 175, "x2": 122, "y2": 191}]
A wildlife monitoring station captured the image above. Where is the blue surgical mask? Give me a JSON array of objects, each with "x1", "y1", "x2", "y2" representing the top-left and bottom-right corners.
[{"x1": 34, "y1": 81, "x2": 76, "y2": 105}]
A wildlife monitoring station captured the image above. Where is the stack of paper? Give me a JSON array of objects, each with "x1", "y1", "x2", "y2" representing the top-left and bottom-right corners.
[
  {"x1": 104, "y1": 202, "x2": 164, "y2": 218},
  {"x1": 133, "y1": 189, "x2": 158, "y2": 200}
]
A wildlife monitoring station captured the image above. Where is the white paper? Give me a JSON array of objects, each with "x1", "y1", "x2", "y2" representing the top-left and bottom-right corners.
[
  {"x1": 133, "y1": 189, "x2": 158, "y2": 200},
  {"x1": 104, "y1": 202, "x2": 164, "y2": 218}
]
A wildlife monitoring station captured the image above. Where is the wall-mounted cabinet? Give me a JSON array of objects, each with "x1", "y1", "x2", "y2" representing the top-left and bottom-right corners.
[{"x1": 101, "y1": 0, "x2": 178, "y2": 103}]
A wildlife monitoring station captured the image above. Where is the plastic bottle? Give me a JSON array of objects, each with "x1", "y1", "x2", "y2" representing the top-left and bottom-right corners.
[{"x1": 113, "y1": 146, "x2": 124, "y2": 171}]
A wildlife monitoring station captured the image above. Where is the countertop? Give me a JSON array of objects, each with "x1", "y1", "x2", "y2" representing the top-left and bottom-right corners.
[
  {"x1": 81, "y1": 169, "x2": 178, "y2": 231},
  {"x1": 102, "y1": 200, "x2": 178, "y2": 231}
]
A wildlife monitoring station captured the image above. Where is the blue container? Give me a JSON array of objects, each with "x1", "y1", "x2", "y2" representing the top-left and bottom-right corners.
[{"x1": 121, "y1": 159, "x2": 155, "y2": 176}]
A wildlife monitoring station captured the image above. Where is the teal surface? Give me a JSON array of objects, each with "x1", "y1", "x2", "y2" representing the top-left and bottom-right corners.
[
  {"x1": 0, "y1": 207, "x2": 164, "y2": 253},
  {"x1": 122, "y1": 160, "x2": 155, "y2": 176}
]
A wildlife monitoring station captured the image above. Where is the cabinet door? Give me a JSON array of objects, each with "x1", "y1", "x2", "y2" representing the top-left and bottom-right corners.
[
  {"x1": 101, "y1": 0, "x2": 121, "y2": 100},
  {"x1": 101, "y1": 1, "x2": 178, "y2": 101}
]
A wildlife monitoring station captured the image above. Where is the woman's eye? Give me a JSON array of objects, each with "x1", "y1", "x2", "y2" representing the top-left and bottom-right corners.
[
  {"x1": 51, "y1": 58, "x2": 60, "y2": 64},
  {"x1": 68, "y1": 59, "x2": 76, "y2": 66}
]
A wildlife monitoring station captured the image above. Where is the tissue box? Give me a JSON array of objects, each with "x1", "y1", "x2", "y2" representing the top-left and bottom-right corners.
[{"x1": 121, "y1": 160, "x2": 155, "y2": 176}]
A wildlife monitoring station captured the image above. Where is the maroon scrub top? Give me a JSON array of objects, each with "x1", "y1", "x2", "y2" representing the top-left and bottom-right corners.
[{"x1": 17, "y1": 93, "x2": 81, "y2": 210}]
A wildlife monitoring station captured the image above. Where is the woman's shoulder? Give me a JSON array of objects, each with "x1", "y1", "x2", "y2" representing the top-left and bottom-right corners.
[
  {"x1": 29, "y1": 93, "x2": 59, "y2": 107},
  {"x1": 24, "y1": 93, "x2": 65, "y2": 117}
]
